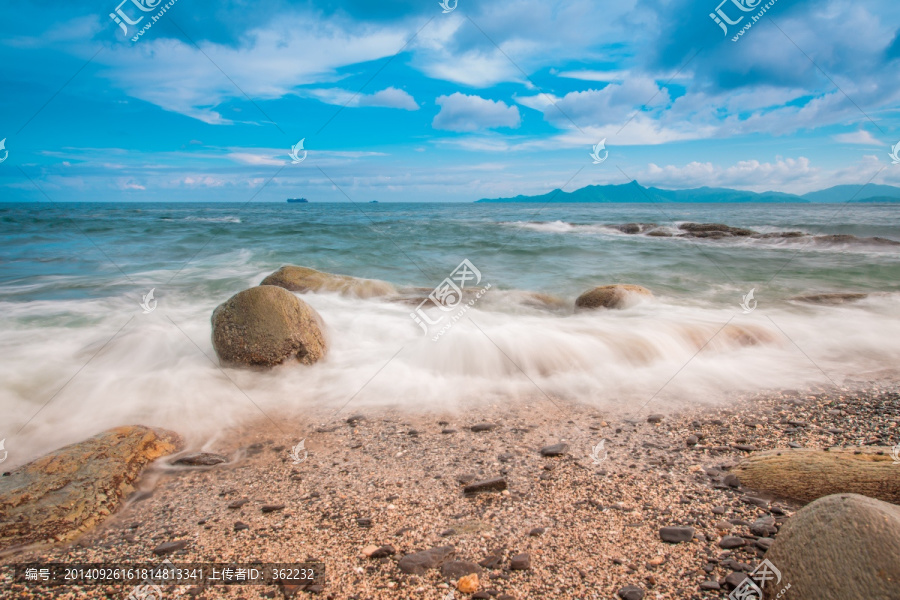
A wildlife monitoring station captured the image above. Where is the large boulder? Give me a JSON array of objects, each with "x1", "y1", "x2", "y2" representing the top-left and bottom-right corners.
[
  {"x1": 261, "y1": 265, "x2": 395, "y2": 299},
  {"x1": 764, "y1": 493, "x2": 900, "y2": 599},
  {"x1": 732, "y1": 447, "x2": 900, "y2": 504},
  {"x1": 211, "y1": 285, "x2": 327, "y2": 367},
  {"x1": 0, "y1": 426, "x2": 181, "y2": 549},
  {"x1": 575, "y1": 284, "x2": 653, "y2": 310}
]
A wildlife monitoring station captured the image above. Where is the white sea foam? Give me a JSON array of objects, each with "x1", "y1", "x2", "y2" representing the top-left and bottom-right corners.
[{"x1": 1, "y1": 283, "x2": 898, "y2": 466}]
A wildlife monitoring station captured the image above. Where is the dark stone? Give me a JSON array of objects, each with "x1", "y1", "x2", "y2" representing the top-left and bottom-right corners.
[
  {"x1": 233, "y1": 521, "x2": 249, "y2": 531},
  {"x1": 686, "y1": 435, "x2": 699, "y2": 446},
  {"x1": 369, "y1": 545, "x2": 395, "y2": 558},
  {"x1": 699, "y1": 580, "x2": 720, "y2": 591},
  {"x1": 478, "y1": 554, "x2": 503, "y2": 569},
  {"x1": 647, "y1": 414, "x2": 664, "y2": 423},
  {"x1": 471, "y1": 423, "x2": 498, "y2": 432},
  {"x1": 723, "y1": 473, "x2": 741, "y2": 488},
  {"x1": 750, "y1": 515, "x2": 777, "y2": 537},
  {"x1": 152, "y1": 540, "x2": 188, "y2": 555},
  {"x1": 356, "y1": 518, "x2": 373, "y2": 528},
  {"x1": 539, "y1": 443, "x2": 568, "y2": 457},
  {"x1": 172, "y1": 452, "x2": 228, "y2": 466},
  {"x1": 659, "y1": 526, "x2": 694, "y2": 543},
  {"x1": 528, "y1": 527, "x2": 545, "y2": 536},
  {"x1": 398, "y1": 545, "x2": 455, "y2": 575},
  {"x1": 463, "y1": 477, "x2": 507, "y2": 496},
  {"x1": 227, "y1": 499, "x2": 249, "y2": 509},
  {"x1": 724, "y1": 571, "x2": 748, "y2": 590},
  {"x1": 440, "y1": 560, "x2": 483, "y2": 579},
  {"x1": 261, "y1": 504, "x2": 285, "y2": 513},
  {"x1": 441, "y1": 428, "x2": 457, "y2": 434},
  {"x1": 509, "y1": 553, "x2": 530, "y2": 570},
  {"x1": 712, "y1": 506, "x2": 726, "y2": 515},
  {"x1": 755, "y1": 537, "x2": 774, "y2": 551},
  {"x1": 616, "y1": 585, "x2": 645, "y2": 600},
  {"x1": 346, "y1": 414, "x2": 365, "y2": 425},
  {"x1": 719, "y1": 536, "x2": 746, "y2": 549},
  {"x1": 733, "y1": 444, "x2": 756, "y2": 452},
  {"x1": 457, "y1": 473, "x2": 477, "y2": 485}
]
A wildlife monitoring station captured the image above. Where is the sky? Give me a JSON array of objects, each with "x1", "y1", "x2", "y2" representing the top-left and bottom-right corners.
[{"x1": 1, "y1": 0, "x2": 900, "y2": 202}]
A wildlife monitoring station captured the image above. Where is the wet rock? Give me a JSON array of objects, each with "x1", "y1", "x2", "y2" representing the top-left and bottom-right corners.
[
  {"x1": 678, "y1": 223, "x2": 755, "y2": 237},
  {"x1": 398, "y1": 545, "x2": 455, "y2": 575},
  {"x1": 766, "y1": 493, "x2": 900, "y2": 599},
  {"x1": 171, "y1": 452, "x2": 228, "y2": 466},
  {"x1": 791, "y1": 292, "x2": 868, "y2": 305},
  {"x1": 211, "y1": 285, "x2": 327, "y2": 368},
  {"x1": 509, "y1": 553, "x2": 530, "y2": 570},
  {"x1": 463, "y1": 477, "x2": 508, "y2": 496},
  {"x1": 0, "y1": 426, "x2": 181, "y2": 549},
  {"x1": 539, "y1": 443, "x2": 568, "y2": 456},
  {"x1": 659, "y1": 526, "x2": 694, "y2": 543},
  {"x1": 260, "y1": 265, "x2": 395, "y2": 298},
  {"x1": 575, "y1": 284, "x2": 653, "y2": 310}
]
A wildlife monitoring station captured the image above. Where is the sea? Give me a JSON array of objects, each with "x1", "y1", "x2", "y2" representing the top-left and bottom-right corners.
[{"x1": 1, "y1": 202, "x2": 898, "y2": 464}]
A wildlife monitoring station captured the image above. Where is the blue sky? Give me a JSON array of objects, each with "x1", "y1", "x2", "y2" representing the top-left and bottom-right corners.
[{"x1": 1, "y1": 0, "x2": 899, "y2": 202}]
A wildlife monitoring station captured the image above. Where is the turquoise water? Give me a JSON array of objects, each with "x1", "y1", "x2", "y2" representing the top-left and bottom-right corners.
[{"x1": 1, "y1": 202, "x2": 898, "y2": 465}]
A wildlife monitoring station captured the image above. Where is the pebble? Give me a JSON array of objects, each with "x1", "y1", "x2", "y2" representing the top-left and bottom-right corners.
[
  {"x1": 442, "y1": 428, "x2": 458, "y2": 434},
  {"x1": 261, "y1": 504, "x2": 285, "y2": 513},
  {"x1": 658, "y1": 526, "x2": 695, "y2": 543},
  {"x1": 463, "y1": 477, "x2": 508, "y2": 495},
  {"x1": 699, "y1": 580, "x2": 720, "y2": 590},
  {"x1": 617, "y1": 585, "x2": 645, "y2": 600},
  {"x1": 685, "y1": 435, "x2": 699, "y2": 446},
  {"x1": 718, "y1": 536, "x2": 746, "y2": 549},
  {"x1": 457, "y1": 573, "x2": 480, "y2": 593},
  {"x1": 346, "y1": 414, "x2": 366, "y2": 425},
  {"x1": 539, "y1": 443, "x2": 568, "y2": 456},
  {"x1": 711, "y1": 506, "x2": 726, "y2": 515},
  {"x1": 509, "y1": 553, "x2": 531, "y2": 570},
  {"x1": 755, "y1": 537, "x2": 774, "y2": 551},
  {"x1": 528, "y1": 527, "x2": 545, "y2": 536},
  {"x1": 152, "y1": 540, "x2": 188, "y2": 555},
  {"x1": 724, "y1": 571, "x2": 748, "y2": 589},
  {"x1": 471, "y1": 423, "x2": 498, "y2": 432},
  {"x1": 227, "y1": 499, "x2": 249, "y2": 509},
  {"x1": 398, "y1": 545, "x2": 455, "y2": 575},
  {"x1": 233, "y1": 521, "x2": 249, "y2": 531},
  {"x1": 647, "y1": 415, "x2": 664, "y2": 423}
]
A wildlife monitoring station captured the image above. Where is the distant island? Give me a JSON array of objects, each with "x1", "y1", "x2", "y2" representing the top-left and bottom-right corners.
[
  {"x1": 475, "y1": 182, "x2": 900, "y2": 203},
  {"x1": 287, "y1": 198, "x2": 308, "y2": 203}
]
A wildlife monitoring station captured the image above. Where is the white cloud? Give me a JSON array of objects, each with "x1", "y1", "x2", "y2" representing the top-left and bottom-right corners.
[
  {"x1": 432, "y1": 93, "x2": 521, "y2": 132},
  {"x1": 301, "y1": 87, "x2": 418, "y2": 110},
  {"x1": 833, "y1": 130, "x2": 884, "y2": 145}
]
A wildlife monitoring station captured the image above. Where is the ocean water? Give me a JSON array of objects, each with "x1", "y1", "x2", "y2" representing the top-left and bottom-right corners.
[{"x1": 1, "y1": 202, "x2": 899, "y2": 465}]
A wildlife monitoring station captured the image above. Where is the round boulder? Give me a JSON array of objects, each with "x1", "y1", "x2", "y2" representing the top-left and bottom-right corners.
[
  {"x1": 261, "y1": 265, "x2": 395, "y2": 299},
  {"x1": 212, "y1": 285, "x2": 327, "y2": 367},
  {"x1": 764, "y1": 493, "x2": 900, "y2": 599},
  {"x1": 575, "y1": 284, "x2": 653, "y2": 310}
]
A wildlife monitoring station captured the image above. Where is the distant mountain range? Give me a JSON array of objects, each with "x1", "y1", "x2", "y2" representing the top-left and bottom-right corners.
[{"x1": 475, "y1": 182, "x2": 900, "y2": 203}]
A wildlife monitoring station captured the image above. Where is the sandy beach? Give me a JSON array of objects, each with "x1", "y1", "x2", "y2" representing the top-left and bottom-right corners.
[{"x1": 3, "y1": 376, "x2": 898, "y2": 599}]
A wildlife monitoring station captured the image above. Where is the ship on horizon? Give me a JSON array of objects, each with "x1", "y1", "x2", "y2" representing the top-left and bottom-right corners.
[{"x1": 286, "y1": 198, "x2": 308, "y2": 203}]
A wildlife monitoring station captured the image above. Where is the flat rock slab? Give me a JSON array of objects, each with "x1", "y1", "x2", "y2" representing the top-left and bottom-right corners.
[
  {"x1": 463, "y1": 477, "x2": 508, "y2": 496},
  {"x1": 0, "y1": 426, "x2": 181, "y2": 550},
  {"x1": 470, "y1": 423, "x2": 498, "y2": 432},
  {"x1": 732, "y1": 447, "x2": 900, "y2": 504},
  {"x1": 171, "y1": 452, "x2": 228, "y2": 466},
  {"x1": 659, "y1": 526, "x2": 695, "y2": 543},
  {"x1": 398, "y1": 545, "x2": 455, "y2": 575}
]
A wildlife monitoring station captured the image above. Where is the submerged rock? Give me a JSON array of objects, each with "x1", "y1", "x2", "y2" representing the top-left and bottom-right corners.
[
  {"x1": 790, "y1": 292, "x2": 868, "y2": 305},
  {"x1": 211, "y1": 285, "x2": 327, "y2": 368},
  {"x1": 677, "y1": 223, "x2": 756, "y2": 237},
  {"x1": 261, "y1": 265, "x2": 395, "y2": 298},
  {"x1": 0, "y1": 426, "x2": 181, "y2": 549},
  {"x1": 575, "y1": 284, "x2": 653, "y2": 310},
  {"x1": 765, "y1": 494, "x2": 900, "y2": 599}
]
